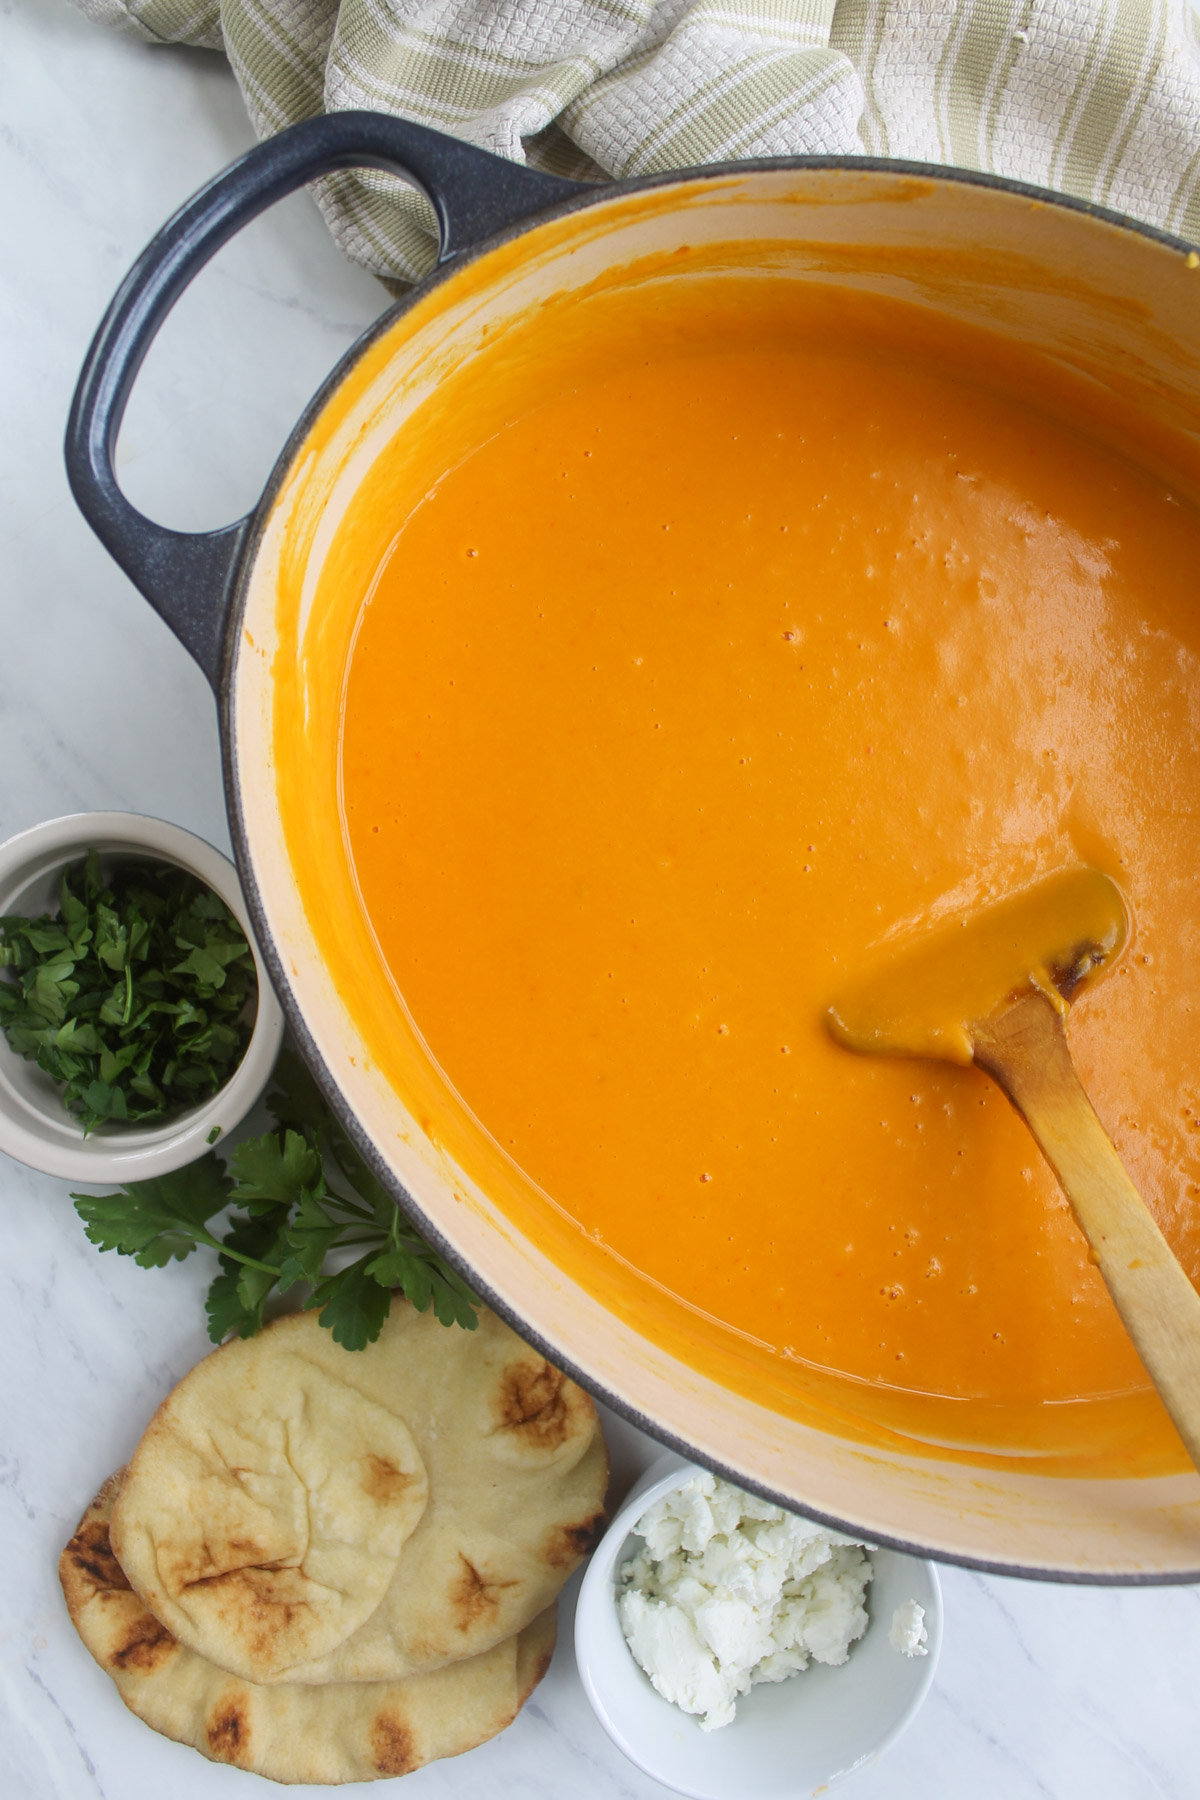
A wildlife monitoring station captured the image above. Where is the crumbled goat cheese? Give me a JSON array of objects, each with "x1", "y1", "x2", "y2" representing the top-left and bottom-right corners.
[
  {"x1": 889, "y1": 1599, "x2": 929, "y2": 1657},
  {"x1": 617, "y1": 1473, "x2": 873, "y2": 1730}
]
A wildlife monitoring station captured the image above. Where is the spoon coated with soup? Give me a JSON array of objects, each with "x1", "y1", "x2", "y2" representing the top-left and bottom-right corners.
[{"x1": 828, "y1": 867, "x2": 1200, "y2": 1475}]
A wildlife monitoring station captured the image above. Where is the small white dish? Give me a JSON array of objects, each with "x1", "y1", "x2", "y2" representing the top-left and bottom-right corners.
[
  {"x1": 0, "y1": 812, "x2": 285, "y2": 1182},
  {"x1": 575, "y1": 1453, "x2": 941, "y2": 1800}
]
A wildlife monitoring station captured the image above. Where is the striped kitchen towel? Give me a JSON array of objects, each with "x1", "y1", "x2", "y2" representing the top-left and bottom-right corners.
[{"x1": 76, "y1": 0, "x2": 1200, "y2": 286}]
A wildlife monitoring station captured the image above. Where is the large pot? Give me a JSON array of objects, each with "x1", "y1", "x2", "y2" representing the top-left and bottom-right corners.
[{"x1": 67, "y1": 112, "x2": 1200, "y2": 1581}]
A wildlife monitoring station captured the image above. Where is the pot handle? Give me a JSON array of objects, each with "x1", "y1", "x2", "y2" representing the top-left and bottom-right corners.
[{"x1": 65, "y1": 112, "x2": 583, "y2": 689}]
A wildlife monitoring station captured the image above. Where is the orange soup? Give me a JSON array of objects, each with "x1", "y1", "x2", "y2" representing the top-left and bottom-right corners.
[{"x1": 303, "y1": 271, "x2": 1200, "y2": 1464}]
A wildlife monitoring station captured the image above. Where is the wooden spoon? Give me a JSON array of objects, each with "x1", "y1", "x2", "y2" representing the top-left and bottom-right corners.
[{"x1": 827, "y1": 867, "x2": 1200, "y2": 1473}]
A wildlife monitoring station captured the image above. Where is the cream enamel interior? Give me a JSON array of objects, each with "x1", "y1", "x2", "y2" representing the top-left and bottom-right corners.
[{"x1": 232, "y1": 166, "x2": 1200, "y2": 1576}]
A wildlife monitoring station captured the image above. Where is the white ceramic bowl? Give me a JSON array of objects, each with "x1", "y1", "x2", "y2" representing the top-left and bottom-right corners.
[
  {"x1": 576, "y1": 1454, "x2": 941, "y2": 1800},
  {"x1": 0, "y1": 813, "x2": 285, "y2": 1181}
]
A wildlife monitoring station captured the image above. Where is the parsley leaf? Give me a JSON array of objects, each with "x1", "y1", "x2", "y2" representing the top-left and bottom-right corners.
[
  {"x1": 304, "y1": 1255, "x2": 394, "y2": 1351},
  {"x1": 279, "y1": 1187, "x2": 345, "y2": 1285},
  {"x1": 207, "y1": 1206, "x2": 295, "y2": 1340},
  {"x1": 230, "y1": 1129, "x2": 323, "y2": 1212},
  {"x1": 74, "y1": 1154, "x2": 232, "y2": 1267},
  {"x1": 266, "y1": 1047, "x2": 329, "y2": 1136},
  {"x1": 204, "y1": 1269, "x2": 258, "y2": 1342},
  {"x1": 72, "y1": 1048, "x2": 479, "y2": 1349},
  {"x1": 366, "y1": 1243, "x2": 479, "y2": 1330}
]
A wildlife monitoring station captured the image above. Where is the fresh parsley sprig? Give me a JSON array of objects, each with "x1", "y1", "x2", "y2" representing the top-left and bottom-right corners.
[
  {"x1": 72, "y1": 1049, "x2": 478, "y2": 1350},
  {"x1": 0, "y1": 851, "x2": 254, "y2": 1132}
]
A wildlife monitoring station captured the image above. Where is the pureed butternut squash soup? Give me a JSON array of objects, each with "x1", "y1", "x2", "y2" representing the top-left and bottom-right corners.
[{"x1": 278, "y1": 260, "x2": 1200, "y2": 1475}]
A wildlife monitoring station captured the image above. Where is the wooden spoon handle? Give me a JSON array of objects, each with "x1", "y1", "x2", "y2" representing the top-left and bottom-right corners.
[{"x1": 974, "y1": 990, "x2": 1200, "y2": 1473}]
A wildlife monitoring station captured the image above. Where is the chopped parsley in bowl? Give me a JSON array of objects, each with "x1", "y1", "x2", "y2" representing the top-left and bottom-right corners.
[
  {"x1": 0, "y1": 812, "x2": 283, "y2": 1182},
  {"x1": 0, "y1": 850, "x2": 256, "y2": 1134}
]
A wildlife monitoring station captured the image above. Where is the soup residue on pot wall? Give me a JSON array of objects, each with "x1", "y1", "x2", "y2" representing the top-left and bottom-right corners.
[{"x1": 276, "y1": 252, "x2": 1200, "y2": 1476}]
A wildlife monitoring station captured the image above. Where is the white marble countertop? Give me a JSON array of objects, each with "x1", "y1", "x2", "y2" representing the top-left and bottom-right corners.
[{"x1": 3, "y1": 3, "x2": 1200, "y2": 1795}]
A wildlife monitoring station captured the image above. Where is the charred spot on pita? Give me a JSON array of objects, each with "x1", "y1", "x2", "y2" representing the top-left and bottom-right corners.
[
  {"x1": 371, "y1": 1712, "x2": 417, "y2": 1775},
  {"x1": 546, "y1": 1509, "x2": 607, "y2": 1567},
  {"x1": 494, "y1": 1359, "x2": 570, "y2": 1447},
  {"x1": 65, "y1": 1519, "x2": 131, "y2": 1595},
  {"x1": 450, "y1": 1555, "x2": 520, "y2": 1628},
  {"x1": 361, "y1": 1453, "x2": 413, "y2": 1504},
  {"x1": 111, "y1": 1613, "x2": 176, "y2": 1673},
  {"x1": 206, "y1": 1696, "x2": 249, "y2": 1760}
]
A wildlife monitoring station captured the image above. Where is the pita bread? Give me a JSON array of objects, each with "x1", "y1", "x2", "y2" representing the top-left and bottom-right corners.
[
  {"x1": 108, "y1": 1344, "x2": 427, "y2": 1681},
  {"x1": 62, "y1": 1474, "x2": 557, "y2": 1787},
  {"x1": 114, "y1": 1300, "x2": 608, "y2": 1684}
]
